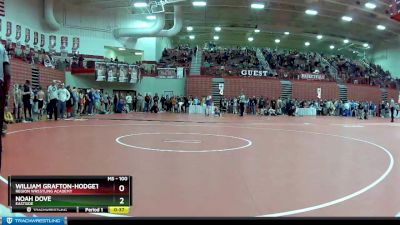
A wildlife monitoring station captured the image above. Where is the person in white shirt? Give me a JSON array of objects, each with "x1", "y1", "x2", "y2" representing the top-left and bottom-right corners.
[
  {"x1": 47, "y1": 80, "x2": 59, "y2": 120},
  {"x1": 125, "y1": 93, "x2": 132, "y2": 112},
  {"x1": 390, "y1": 98, "x2": 395, "y2": 123},
  {"x1": 57, "y1": 83, "x2": 70, "y2": 119}
]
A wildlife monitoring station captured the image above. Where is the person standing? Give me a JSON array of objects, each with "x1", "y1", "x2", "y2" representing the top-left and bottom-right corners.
[
  {"x1": 390, "y1": 98, "x2": 395, "y2": 123},
  {"x1": 126, "y1": 93, "x2": 132, "y2": 112},
  {"x1": 0, "y1": 43, "x2": 11, "y2": 171},
  {"x1": 71, "y1": 87, "x2": 79, "y2": 117},
  {"x1": 113, "y1": 94, "x2": 118, "y2": 113},
  {"x1": 57, "y1": 83, "x2": 70, "y2": 119},
  {"x1": 37, "y1": 86, "x2": 45, "y2": 120},
  {"x1": 22, "y1": 80, "x2": 32, "y2": 122},
  {"x1": 137, "y1": 93, "x2": 144, "y2": 112},
  {"x1": 239, "y1": 92, "x2": 246, "y2": 117},
  {"x1": 47, "y1": 80, "x2": 59, "y2": 120}
]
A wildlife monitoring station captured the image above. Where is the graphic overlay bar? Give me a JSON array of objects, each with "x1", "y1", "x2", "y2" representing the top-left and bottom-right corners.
[
  {"x1": 1, "y1": 217, "x2": 64, "y2": 225},
  {"x1": 8, "y1": 176, "x2": 132, "y2": 214}
]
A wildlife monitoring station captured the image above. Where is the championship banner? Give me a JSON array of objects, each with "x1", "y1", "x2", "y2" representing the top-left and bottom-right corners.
[
  {"x1": 15, "y1": 25, "x2": 21, "y2": 40},
  {"x1": 158, "y1": 68, "x2": 177, "y2": 78},
  {"x1": 49, "y1": 35, "x2": 56, "y2": 49},
  {"x1": 106, "y1": 63, "x2": 117, "y2": 82},
  {"x1": 317, "y1": 88, "x2": 322, "y2": 99},
  {"x1": 61, "y1": 36, "x2": 68, "y2": 49},
  {"x1": 300, "y1": 73, "x2": 326, "y2": 80},
  {"x1": 129, "y1": 65, "x2": 138, "y2": 84},
  {"x1": 33, "y1": 32, "x2": 38, "y2": 46},
  {"x1": 25, "y1": 28, "x2": 30, "y2": 43},
  {"x1": 240, "y1": 70, "x2": 270, "y2": 77},
  {"x1": 72, "y1": 37, "x2": 80, "y2": 50},
  {"x1": 177, "y1": 67, "x2": 184, "y2": 78},
  {"x1": 95, "y1": 62, "x2": 106, "y2": 82},
  {"x1": 118, "y1": 64, "x2": 128, "y2": 83},
  {"x1": 40, "y1": 34, "x2": 45, "y2": 47},
  {"x1": 6, "y1": 21, "x2": 11, "y2": 37}
]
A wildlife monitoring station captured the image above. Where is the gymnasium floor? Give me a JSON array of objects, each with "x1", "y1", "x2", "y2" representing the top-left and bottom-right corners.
[{"x1": 1, "y1": 113, "x2": 400, "y2": 217}]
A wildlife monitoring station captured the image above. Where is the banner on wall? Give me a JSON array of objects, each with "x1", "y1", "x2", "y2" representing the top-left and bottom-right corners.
[
  {"x1": 118, "y1": 64, "x2": 129, "y2": 83},
  {"x1": 15, "y1": 25, "x2": 21, "y2": 40},
  {"x1": 177, "y1": 67, "x2": 184, "y2": 78},
  {"x1": 300, "y1": 73, "x2": 326, "y2": 80},
  {"x1": 25, "y1": 28, "x2": 30, "y2": 43},
  {"x1": 107, "y1": 63, "x2": 117, "y2": 82},
  {"x1": 129, "y1": 65, "x2": 138, "y2": 84},
  {"x1": 40, "y1": 34, "x2": 45, "y2": 47},
  {"x1": 72, "y1": 37, "x2": 80, "y2": 50},
  {"x1": 241, "y1": 70, "x2": 270, "y2": 77},
  {"x1": 0, "y1": 19, "x2": 2, "y2": 33},
  {"x1": 33, "y1": 32, "x2": 38, "y2": 46},
  {"x1": 6, "y1": 21, "x2": 11, "y2": 37},
  {"x1": 158, "y1": 68, "x2": 177, "y2": 78},
  {"x1": 49, "y1": 35, "x2": 56, "y2": 49},
  {"x1": 61, "y1": 36, "x2": 68, "y2": 49},
  {"x1": 95, "y1": 62, "x2": 106, "y2": 82},
  {"x1": 317, "y1": 88, "x2": 322, "y2": 99}
]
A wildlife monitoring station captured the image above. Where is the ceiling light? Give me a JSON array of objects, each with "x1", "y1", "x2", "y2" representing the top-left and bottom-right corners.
[
  {"x1": 118, "y1": 48, "x2": 126, "y2": 51},
  {"x1": 363, "y1": 43, "x2": 369, "y2": 48},
  {"x1": 133, "y1": 2, "x2": 148, "y2": 8},
  {"x1": 189, "y1": 35, "x2": 195, "y2": 40},
  {"x1": 305, "y1": 42, "x2": 310, "y2": 46},
  {"x1": 284, "y1": 31, "x2": 290, "y2": 35},
  {"x1": 248, "y1": 37, "x2": 254, "y2": 42},
  {"x1": 275, "y1": 39, "x2": 280, "y2": 43},
  {"x1": 213, "y1": 35, "x2": 219, "y2": 40},
  {"x1": 187, "y1": 26, "x2": 193, "y2": 31},
  {"x1": 215, "y1": 26, "x2": 221, "y2": 32},
  {"x1": 330, "y1": 45, "x2": 335, "y2": 49},
  {"x1": 343, "y1": 39, "x2": 349, "y2": 44},
  {"x1": 146, "y1": 15, "x2": 156, "y2": 20},
  {"x1": 305, "y1": 9, "x2": 318, "y2": 15},
  {"x1": 251, "y1": 3, "x2": 265, "y2": 9},
  {"x1": 365, "y1": 2, "x2": 377, "y2": 9},
  {"x1": 135, "y1": 52, "x2": 143, "y2": 55},
  {"x1": 192, "y1": 1, "x2": 207, "y2": 7},
  {"x1": 341, "y1": 16, "x2": 353, "y2": 22},
  {"x1": 377, "y1": 25, "x2": 386, "y2": 30},
  {"x1": 254, "y1": 29, "x2": 260, "y2": 33},
  {"x1": 317, "y1": 35, "x2": 323, "y2": 39}
]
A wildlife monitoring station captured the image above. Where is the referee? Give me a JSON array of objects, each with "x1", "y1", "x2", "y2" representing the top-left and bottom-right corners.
[{"x1": 0, "y1": 43, "x2": 11, "y2": 171}]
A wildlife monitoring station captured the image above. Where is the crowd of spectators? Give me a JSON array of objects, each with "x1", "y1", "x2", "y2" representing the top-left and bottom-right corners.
[
  {"x1": 159, "y1": 45, "x2": 195, "y2": 68},
  {"x1": 199, "y1": 45, "x2": 399, "y2": 88},
  {"x1": 201, "y1": 47, "x2": 264, "y2": 76},
  {"x1": 217, "y1": 95, "x2": 399, "y2": 119}
]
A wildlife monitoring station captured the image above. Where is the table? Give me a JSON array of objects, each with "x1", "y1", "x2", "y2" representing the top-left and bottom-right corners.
[
  {"x1": 189, "y1": 105, "x2": 215, "y2": 114},
  {"x1": 295, "y1": 108, "x2": 317, "y2": 116}
]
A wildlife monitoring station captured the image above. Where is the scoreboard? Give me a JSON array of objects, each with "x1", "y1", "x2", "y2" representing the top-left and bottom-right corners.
[{"x1": 8, "y1": 176, "x2": 132, "y2": 214}]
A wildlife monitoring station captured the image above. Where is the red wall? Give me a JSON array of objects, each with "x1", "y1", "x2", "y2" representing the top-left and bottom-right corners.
[
  {"x1": 387, "y1": 88, "x2": 399, "y2": 103},
  {"x1": 292, "y1": 81, "x2": 339, "y2": 100},
  {"x1": 186, "y1": 76, "x2": 395, "y2": 104},
  {"x1": 11, "y1": 59, "x2": 65, "y2": 89},
  {"x1": 39, "y1": 65, "x2": 65, "y2": 90},
  {"x1": 224, "y1": 77, "x2": 281, "y2": 99},
  {"x1": 9, "y1": 59, "x2": 65, "y2": 109},
  {"x1": 186, "y1": 76, "x2": 212, "y2": 97},
  {"x1": 347, "y1": 84, "x2": 382, "y2": 104}
]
